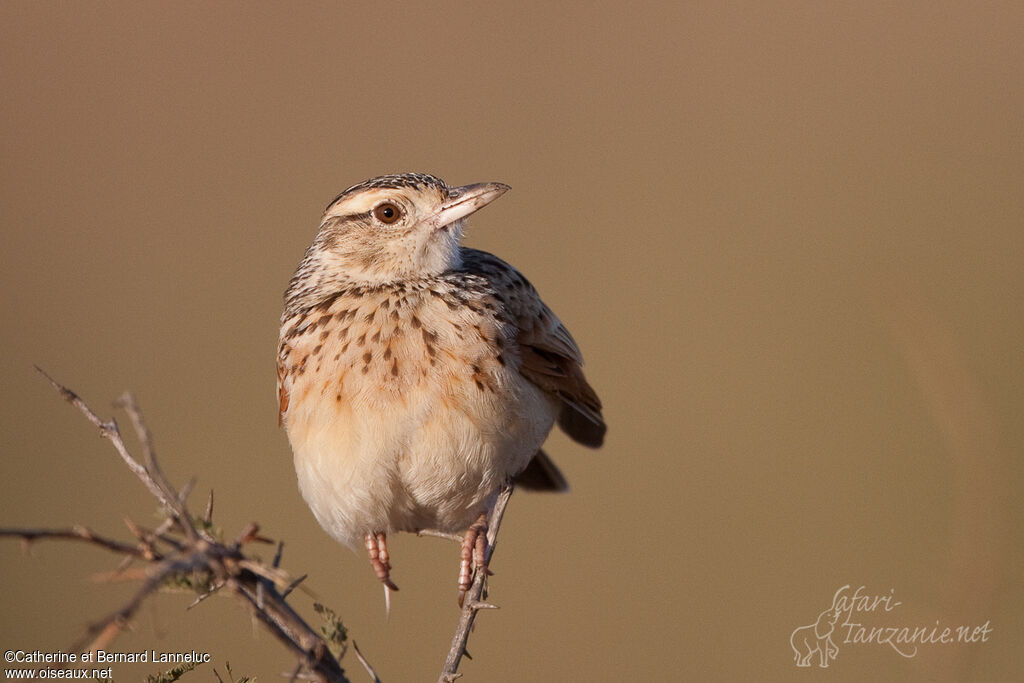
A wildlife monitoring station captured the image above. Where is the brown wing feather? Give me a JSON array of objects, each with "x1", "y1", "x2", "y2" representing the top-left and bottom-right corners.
[
  {"x1": 460, "y1": 248, "x2": 606, "y2": 448},
  {"x1": 518, "y1": 318, "x2": 606, "y2": 448}
]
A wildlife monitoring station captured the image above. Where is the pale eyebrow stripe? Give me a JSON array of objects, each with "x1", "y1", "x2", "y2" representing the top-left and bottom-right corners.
[{"x1": 324, "y1": 210, "x2": 371, "y2": 222}]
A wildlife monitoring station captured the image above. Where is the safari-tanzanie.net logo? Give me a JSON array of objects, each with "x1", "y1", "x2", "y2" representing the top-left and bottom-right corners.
[{"x1": 789, "y1": 585, "x2": 993, "y2": 669}]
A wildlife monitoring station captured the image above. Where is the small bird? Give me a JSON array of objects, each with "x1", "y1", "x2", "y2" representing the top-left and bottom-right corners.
[{"x1": 277, "y1": 173, "x2": 604, "y2": 605}]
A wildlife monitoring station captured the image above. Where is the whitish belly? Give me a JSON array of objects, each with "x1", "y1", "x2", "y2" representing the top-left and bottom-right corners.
[{"x1": 286, "y1": 371, "x2": 554, "y2": 549}]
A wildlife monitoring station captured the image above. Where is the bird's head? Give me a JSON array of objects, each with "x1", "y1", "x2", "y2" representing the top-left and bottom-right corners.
[{"x1": 310, "y1": 173, "x2": 509, "y2": 285}]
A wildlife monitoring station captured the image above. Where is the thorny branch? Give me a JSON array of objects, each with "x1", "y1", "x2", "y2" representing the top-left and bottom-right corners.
[
  {"x1": 33, "y1": 366, "x2": 176, "y2": 511},
  {"x1": 438, "y1": 484, "x2": 514, "y2": 683},
  {"x1": 0, "y1": 370, "x2": 354, "y2": 683}
]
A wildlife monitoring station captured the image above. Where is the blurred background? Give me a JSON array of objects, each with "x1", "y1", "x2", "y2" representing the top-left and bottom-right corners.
[{"x1": 1, "y1": 2, "x2": 1021, "y2": 681}]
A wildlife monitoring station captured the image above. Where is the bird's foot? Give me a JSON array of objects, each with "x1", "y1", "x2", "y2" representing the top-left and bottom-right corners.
[
  {"x1": 365, "y1": 531, "x2": 399, "y2": 616},
  {"x1": 458, "y1": 512, "x2": 491, "y2": 606},
  {"x1": 365, "y1": 532, "x2": 399, "y2": 590}
]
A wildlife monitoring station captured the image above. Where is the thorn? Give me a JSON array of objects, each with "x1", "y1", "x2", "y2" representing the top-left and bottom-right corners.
[
  {"x1": 123, "y1": 517, "x2": 142, "y2": 538},
  {"x1": 352, "y1": 640, "x2": 382, "y2": 683},
  {"x1": 384, "y1": 583, "x2": 392, "y2": 620},
  {"x1": 235, "y1": 522, "x2": 273, "y2": 546},
  {"x1": 235, "y1": 522, "x2": 259, "y2": 545},
  {"x1": 281, "y1": 573, "x2": 307, "y2": 599},
  {"x1": 204, "y1": 489, "x2": 215, "y2": 525},
  {"x1": 468, "y1": 600, "x2": 499, "y2": 610}
]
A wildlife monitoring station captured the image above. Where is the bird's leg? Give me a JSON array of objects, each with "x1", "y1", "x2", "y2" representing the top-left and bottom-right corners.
[
  {"x1": 458, "y1": 512, "x2": 490, "y2": 605},
  {"x1": 364, "y1": 531, "x2": 399, "y2": 591}
]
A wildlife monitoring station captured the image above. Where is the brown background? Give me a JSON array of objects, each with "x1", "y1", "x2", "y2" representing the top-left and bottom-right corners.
[{"x1": 1, "y1": 2, "x2": 1021, "y2": 681}]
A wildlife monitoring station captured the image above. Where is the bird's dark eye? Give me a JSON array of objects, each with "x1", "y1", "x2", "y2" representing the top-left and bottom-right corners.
[{"x1": 373, "y1": 202, "x2": 402, "y2": 224}]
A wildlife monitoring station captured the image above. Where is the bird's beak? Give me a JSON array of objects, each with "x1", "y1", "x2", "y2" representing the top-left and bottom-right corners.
[{"x1": 430, "y1": 182, "x2": 510, "y2": 231}]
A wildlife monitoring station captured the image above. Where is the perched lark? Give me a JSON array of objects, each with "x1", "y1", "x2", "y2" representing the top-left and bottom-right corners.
[{"x1": 277, "y1": 173, "x2": 605, "y2": 604}]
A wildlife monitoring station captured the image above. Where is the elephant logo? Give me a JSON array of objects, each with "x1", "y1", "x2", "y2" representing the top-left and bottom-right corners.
[{"x1": 790, "y1": 607, "x2": 841, "y2": 668}]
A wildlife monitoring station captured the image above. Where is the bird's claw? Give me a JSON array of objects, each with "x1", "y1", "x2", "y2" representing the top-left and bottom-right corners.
[
  {"x1": 365, "y1": 531, "x2": 399, "y2": 591},
  {"x1": 458, "y1": 512, "x2": 490, "y2": 605}
]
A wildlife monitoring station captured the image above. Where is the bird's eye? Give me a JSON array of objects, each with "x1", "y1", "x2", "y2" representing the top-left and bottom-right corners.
[{"x1": 373, "y1": 202, "x2": 403, "y2": 224}]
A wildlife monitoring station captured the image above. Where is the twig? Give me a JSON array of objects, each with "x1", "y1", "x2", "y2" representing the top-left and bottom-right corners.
[
  {"x1": 33, "y1": 366, "x2": 173, "y2": 509},
  {"x1": 115, "y1": 390, "x2": 198, "y2": 542},
  {"x1": 78, "y1": 556, "x2": 202, "y2": 653},
  {"x1": 352, "y1": 641, "x2": 381, "y2": 683},
  {"x1": 0, "y1": 526, "x2": 149, "y2": 557},
  {"x1": 438, "y1": 485, "x2": 514, "y2": 682},
  {"x1": 9, "y1": 371, "x2": 358, "y2": 683}
]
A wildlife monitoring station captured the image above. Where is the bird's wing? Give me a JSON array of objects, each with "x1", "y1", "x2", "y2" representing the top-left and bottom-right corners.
[
  {"x1": 461, "y1": 248, "x2": 606, "y2": 448},
  {"x1": 516, "y1": 301, "x2": 606, "y2": 447}
]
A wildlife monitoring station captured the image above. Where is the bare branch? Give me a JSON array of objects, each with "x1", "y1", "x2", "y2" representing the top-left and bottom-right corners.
[
  {"x1": 10, "y1": 372, "x2": 361, "y2": 683},
  {"x1": 438, "y1": 484, "x2": 514, "y2": 682},
  {"x1": 33, "y1": 366, "x2": 174, "y2": 510},
  {"x1": 77, "y1": 556, "x2": 202, "y2": 653},
  {"x1": 0, "y1": 526, "x2": 149, "y2": 557},
  {"x1": 115, "y1": 390, "x2": 198, "y2": 541},
  {"x1": 228, "y1": 570, "x2": 348, "y2": 681},
  {"x1": 114, "y1": 391, "x2": 158, "y2": 473}
]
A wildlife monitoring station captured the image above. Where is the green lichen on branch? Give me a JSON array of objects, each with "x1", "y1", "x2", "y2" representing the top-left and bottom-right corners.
[{"x1": 314, "y1": 602, "x2": 349, "y2": 657}]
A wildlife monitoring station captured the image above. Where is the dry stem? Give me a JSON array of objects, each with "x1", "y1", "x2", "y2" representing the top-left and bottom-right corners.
[
  {"x1": 438, "y1": 484, "x2": 514, "y2": 682},
  {"x1": 1, "y1": 370, "x2": 352, "y2": 683}
]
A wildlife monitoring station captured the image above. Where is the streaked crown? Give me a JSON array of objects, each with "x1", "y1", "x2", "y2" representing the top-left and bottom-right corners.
[{"x1": 285, "y1": 173, "x2": 509, "y2": 309}]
